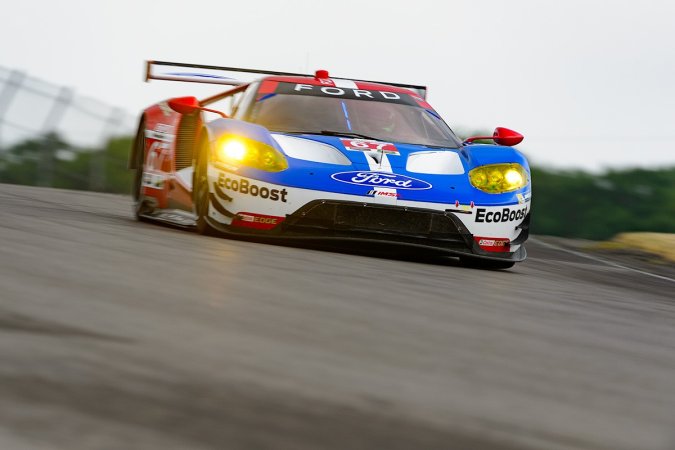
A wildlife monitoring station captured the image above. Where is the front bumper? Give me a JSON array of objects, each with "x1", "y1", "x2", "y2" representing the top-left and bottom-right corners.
[{"x1": 215, "y1": 199, "x2": 528, "y2": 262}]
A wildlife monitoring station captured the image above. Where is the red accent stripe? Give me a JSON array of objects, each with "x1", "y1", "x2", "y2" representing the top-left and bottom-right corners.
[{"x1": 257, "y1": 80, "x2": 279, "y2": 95}]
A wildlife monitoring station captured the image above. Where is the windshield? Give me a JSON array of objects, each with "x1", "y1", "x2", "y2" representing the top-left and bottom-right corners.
[{"x1": 247, "y1": 82, "x2": 461, "y2": 148}]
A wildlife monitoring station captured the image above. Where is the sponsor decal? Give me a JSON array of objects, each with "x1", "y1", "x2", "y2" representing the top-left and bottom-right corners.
[
  {"x1": 146, "y1": 141, "x2": 171, "y2": 170},
  {"x1": 478, "y1": 239, "x2": 506, "y2": 247},
  {"x1": 474, "y1": 236, "x2": 511, "y2": 253},
  {"x1": 446, "y1": 200, "x2": 476, "y2": 214},
  {"x1": 274, "y1": 83, "x2": 417, "y2": 105},
  {"x1": 332, "y1": 171, "x2": 432, "y2": 190},
  {"x1": 366, "y1": 189, "x2": 400, "y2": 198},
  {"x1": 294, "y1": 83, "x2": 400, "y2": 99},
  {"x1": 340, "y1": 138, "x2": 399, "y2": 155},
  {"x1": 455, "y1": 200, "x2": 475, "y2": 211},
  {"x1": 517, "y1": 193, "x2": 526, "y2": 204},
  {"x1": 475, "y1": 207, "x2": 528, "y2": 223},
  {"x1": 155, "y1": 123, "x2": 174, "y2": 134},
  {"x1": 446, "y1": 200, "x2": 475, "y2": 215},
  {"x1": 142, "y1": 172, "x2": 166, "y2": 189},
  {"x1": 232, "y1": 212, "x2": 284, "y2": 230},
  {"x1": 217, "y1": 173, "x2": 288, "y2": 202},
  {"x1": 145, "y1": 123, "x2": 175, "y2": 142}
]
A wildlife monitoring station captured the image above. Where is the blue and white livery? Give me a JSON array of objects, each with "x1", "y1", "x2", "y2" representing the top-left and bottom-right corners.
[{"x1": 130, "y1": 61, "x2": 532, "y2": 269}]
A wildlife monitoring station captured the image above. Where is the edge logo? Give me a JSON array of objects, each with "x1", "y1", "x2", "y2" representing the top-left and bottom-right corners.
[
  {"x1": 332, "y1": 171, "x2": 432, "y2": 190},
  {"x1": 475, "y1": 207, "x2": 527, "y2": 223},
  {"x1": 232, "y1": 212, "x2": 284, "y2": 230}
]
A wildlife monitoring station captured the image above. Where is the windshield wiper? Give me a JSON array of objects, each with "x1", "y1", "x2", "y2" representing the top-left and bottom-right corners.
[
  {"x1": 318, "y1": 130, "x2": 380, "y2": 140},
  {"x1": 272, "y1": 129, "x2": 382, "y2": 140},
  {"x1": 273, "y1": 130, "x2": 457, "y2": 148},
  {"x1": 414, "y1": 143, "x2": 459, "y2": 149},
  {"x1": 270, "y1": 129, "x2": 312, "y2": 134}
]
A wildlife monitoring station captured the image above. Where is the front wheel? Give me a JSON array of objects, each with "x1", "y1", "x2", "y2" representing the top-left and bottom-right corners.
[
  {"x1": 459, "y1": 256, "x2": 516, "y2": 270},
  {"x1": 193, "y1": 137, "x2": 217, "y2": 235}
]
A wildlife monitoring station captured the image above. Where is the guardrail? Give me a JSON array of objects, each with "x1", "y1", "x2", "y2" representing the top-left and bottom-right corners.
[{"x1": 0, "y1": 66, "x2": 137, "y2": 191}]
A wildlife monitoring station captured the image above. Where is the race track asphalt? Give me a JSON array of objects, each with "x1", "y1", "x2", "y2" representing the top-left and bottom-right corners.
[{"x1": 1, "y1": 183, "x2": 674, "y2": 450}]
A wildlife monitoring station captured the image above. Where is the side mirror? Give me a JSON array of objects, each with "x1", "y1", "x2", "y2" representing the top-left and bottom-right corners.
[
  {"x1": 464, "y1": 127, "x2": 524, "y2": 146},
  {"x1": 167, "y1": 96, "x2": 201, "y2": 115},
  {"x1": 493, "y1": 127, "x2": 523, "y2": 146},
  {"x1": 166, "y1": 96, "x2": 229, "y2": 118}
]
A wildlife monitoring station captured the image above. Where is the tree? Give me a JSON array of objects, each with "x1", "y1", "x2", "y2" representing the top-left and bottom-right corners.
[{"x1": 0, "y1": 133, "x2": 133, "y2": 194}]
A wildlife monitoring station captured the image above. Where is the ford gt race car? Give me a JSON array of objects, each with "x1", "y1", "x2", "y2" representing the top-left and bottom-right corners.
[{"x1": 129, "y1": 61, "x2": 531, "y2": 269}]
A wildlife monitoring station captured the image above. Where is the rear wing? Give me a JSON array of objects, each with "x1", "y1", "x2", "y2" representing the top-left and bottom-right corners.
[{"x1": 145, "y1": 60, "x2": 428, "y2": 99}]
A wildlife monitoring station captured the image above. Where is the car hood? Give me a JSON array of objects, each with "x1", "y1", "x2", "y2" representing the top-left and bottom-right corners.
[
  {"x1": 206, "y1": 120, "x2": 530, "y2": 206},
  {"x1": 273, "y1": 133, "x2": 466, "y2": 173}
]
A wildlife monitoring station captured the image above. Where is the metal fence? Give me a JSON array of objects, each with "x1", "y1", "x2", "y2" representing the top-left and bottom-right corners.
[
  {"x1": 0, "y1": 66, "x2": 137, "y2": 192},
  {"x1": 0, "y1": 65, "x2": 136, "y2": 150}
]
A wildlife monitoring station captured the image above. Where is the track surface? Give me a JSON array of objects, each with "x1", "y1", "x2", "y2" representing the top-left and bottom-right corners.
[{"x1": 1, "y1": 183, "x2": 674, "y2": 450}]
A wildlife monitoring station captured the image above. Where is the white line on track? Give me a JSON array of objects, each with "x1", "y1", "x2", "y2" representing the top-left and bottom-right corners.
[{"x1": 530, "y1": 237, "x2": 675, "y2": 284}]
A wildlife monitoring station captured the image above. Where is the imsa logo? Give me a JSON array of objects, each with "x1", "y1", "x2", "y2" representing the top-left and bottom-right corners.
[{"x1": 475, "y1": 207, "x2": 528, "y2": 223}]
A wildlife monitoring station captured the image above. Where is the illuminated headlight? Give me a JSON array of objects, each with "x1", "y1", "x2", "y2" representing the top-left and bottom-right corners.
[
  {"x1": 469, "y1": 163, "x2": 528, "y2": 193},
  {"x1": 220, "y1": 139, "x2": 246, "y2": 161},
  {"x1": 215, "y1": 135, "x2": 288, "y2": 172}
]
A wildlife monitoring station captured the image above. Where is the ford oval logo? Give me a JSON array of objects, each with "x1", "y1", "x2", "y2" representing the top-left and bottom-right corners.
[{"x1": 331, "y1": 171, "x2": 432, "y2": 190}]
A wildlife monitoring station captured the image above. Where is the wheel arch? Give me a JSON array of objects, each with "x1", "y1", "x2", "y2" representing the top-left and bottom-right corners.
[{"x1": 128, "y1": 114, "x2": 146, "y2": 170}]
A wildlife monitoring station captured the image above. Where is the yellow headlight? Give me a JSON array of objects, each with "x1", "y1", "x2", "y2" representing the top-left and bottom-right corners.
[
  {"x1": 219, "y1": 139, "x2": 246, "y2": 161},
  {"x1": 504, "y1": 169, "x2": 523, "y2": 186},
  {"x1": 469, "y1": 163, "x2": 528, "y2": 193},
  {"x1": 214, "y1": 135, "x2": 287, "y2": 172}
]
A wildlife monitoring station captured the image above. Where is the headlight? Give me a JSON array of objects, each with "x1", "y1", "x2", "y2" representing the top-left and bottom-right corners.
[
  {"x1": 469, "y1": 163, "x2": 528, "y2": 193},
  {"x1": 214, "y1": 135, "x2": 288, "y2": 172}
]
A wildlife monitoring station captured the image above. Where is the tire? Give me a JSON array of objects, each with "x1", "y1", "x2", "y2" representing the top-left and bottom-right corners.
[
  {"x1": 459, "y1": 256, "x2": 516, "y2": 270},
  {"x1": 132, "y1": 120, "x2": 151, "y2": 221},
  {"x1": 193, "y1": 137, "x2": 217, "y2": 235}
]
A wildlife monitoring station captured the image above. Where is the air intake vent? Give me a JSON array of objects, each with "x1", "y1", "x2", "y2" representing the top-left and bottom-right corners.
[{"x1": 175, "y1": 115, "x2": 199, "y2": 170}]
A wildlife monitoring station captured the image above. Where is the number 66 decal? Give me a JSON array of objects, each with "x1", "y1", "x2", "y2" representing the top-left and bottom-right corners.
[{"x1": 340, "y1": 138, "x2": 399, "y2": 155}]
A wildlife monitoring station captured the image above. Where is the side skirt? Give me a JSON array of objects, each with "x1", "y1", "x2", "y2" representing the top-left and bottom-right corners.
[{"x1": 139, "y1": 209, "x2": 197, "y2": 228}]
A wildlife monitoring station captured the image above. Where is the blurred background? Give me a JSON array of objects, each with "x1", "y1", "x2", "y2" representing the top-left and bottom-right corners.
[{"x1": 0, "y1": 0, "x2": 673, "y2": 241}]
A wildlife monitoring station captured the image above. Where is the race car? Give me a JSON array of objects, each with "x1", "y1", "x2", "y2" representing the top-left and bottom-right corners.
[{"x1": 129, "y1": 61, "x2": 531, "y2": 269}]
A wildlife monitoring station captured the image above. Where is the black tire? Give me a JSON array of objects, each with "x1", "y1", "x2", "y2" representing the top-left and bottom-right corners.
[
  {"x1": 193, "y1": 137, "x2": 217, "y2": 235},
  {"x1": 459, "y1": 256, "x2": 516, "y2": 270},
  {"x1": 132, "y1": 120, "x2": 151, "y2": 221}
]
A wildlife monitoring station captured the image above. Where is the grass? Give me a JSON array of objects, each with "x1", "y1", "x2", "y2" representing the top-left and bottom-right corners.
[{"x1": 594, "y1": 233, "x2": 675, "y2": 263}]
